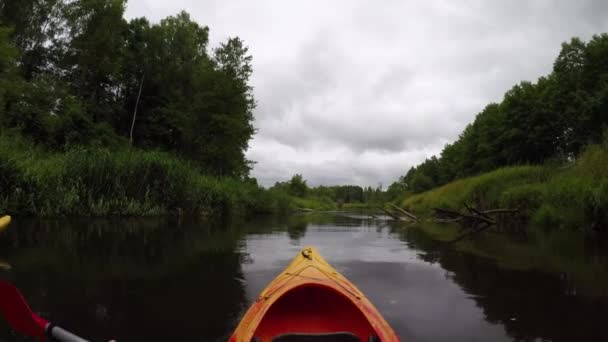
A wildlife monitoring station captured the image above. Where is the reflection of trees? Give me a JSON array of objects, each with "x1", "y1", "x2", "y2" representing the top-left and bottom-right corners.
[
  {"x1": 396, "y1": 227, "x2": 608, "y2": 342},
  {"x1": 0, "y1": 217, "x2": 255, "y2": 342},
  {"x1": 286, "y1": 218, "x2": 308, "y2": 242}
]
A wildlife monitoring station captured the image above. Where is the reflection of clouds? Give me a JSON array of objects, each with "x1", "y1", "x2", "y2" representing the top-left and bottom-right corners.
[
  {"x1": 238, "y1": 223, "x2": 509, "y2": 341},
  {"x1": 241, "y1": 224, "x2": 438, "y2": 270},
  {"x1": 126, "y1": 0, "x2": 608, "y2": 186}
]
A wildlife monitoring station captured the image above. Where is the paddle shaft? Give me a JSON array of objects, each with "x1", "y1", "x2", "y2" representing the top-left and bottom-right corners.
[{"x1": 46, "y1": 324, "x2": 89, "y2": 342}]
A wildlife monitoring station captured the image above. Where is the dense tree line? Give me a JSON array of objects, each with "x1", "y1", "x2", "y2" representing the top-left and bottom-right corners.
[
  {"x1": 0, "y1": 0, "x2": 255, "y2": 177},
  {"x1": 397, "y1": 35, "x2": 608, "y2": 193},
  {"x1": 272, "y1": 174, "x2": 385, "y2": 204}
]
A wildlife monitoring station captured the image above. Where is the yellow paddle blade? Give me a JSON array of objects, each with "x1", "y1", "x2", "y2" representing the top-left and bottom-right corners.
[{"x1": 0, "y1": 215, "x2": 11, "y2": 232}]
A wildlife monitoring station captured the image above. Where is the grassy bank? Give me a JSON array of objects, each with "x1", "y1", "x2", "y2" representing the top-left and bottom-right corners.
[
  {"x1": 402, "y1": 144, "x2": 608, "y2": 232},
  {"x1": 0, "y1": 134, "x2": 289, "y2": 216},
  {"x1": 288, "y1": 197, "x2": 378, "y2": 211},
  {"x1": 290, "y1": 196, "x2": 336, "y2": 211}
]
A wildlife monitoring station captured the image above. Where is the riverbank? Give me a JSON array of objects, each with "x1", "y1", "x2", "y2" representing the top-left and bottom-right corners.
[
  {"x1": 0, "y1": 134, "x2": 288, "y2": 217},
  {"x1": 401, "y1": 143, "x2": 608, "y2": 232},
  {"x1": 289, "y1": 197, "x2": 375, "y2": 211}
]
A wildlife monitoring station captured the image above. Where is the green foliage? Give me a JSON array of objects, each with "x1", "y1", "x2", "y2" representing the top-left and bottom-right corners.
[
  {"x1": 292, "y1": 196, "x2": 335, "y2": 211},
  {"x1": 0, "y1": 1, "x2": 255, "y2": 178},
  {"x1": 400, "y1": 34, "x2": 608, "y2": 194},
  {"x1": 0, "y1": 0, "x2": 65, "y2": 79},
  {"x1": 0, "y1": 27, "x2": 18, "y2": 118},
  {"x1": 402, "y1": 144, "x2": 608, "y2": 232},
  {"x1": 385, "y1": 181, "x2": 408, "y2": 202},
  {"x1": 0, "y1": 133, "x2": 282, "y2": 216},
  {"x1": 287, "y1": 174, "x2": 308, "y2": 197},
  {"x1": 403, "y1": 165, "x2": 551, "y2": 216},
  {"x1": 267, "y1": 175, "x2": 388, "y2": 211}
]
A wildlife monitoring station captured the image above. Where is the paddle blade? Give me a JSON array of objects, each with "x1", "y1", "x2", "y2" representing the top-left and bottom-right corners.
[{"x1": 0, "y1": 280, "x2": 48, "y2": 339}]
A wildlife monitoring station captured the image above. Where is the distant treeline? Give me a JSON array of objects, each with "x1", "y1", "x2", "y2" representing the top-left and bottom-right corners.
[
  {"x1": 269, "y1": 174, "x2": 388, "y2": 210},
  {"x1": 0, "y1": 0, "x2": 254, "y2": 177},
  {"x1": 396, "y1": 35, "x2": 608, "y2": 193}
]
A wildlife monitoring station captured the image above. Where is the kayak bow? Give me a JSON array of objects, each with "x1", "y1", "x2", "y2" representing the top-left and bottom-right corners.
[{"x1": 230, "y1": 246, "x2": 399, "y2": 342}]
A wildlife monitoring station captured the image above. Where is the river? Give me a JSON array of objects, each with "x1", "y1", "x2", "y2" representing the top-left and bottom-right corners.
[{"x1": 0, "y1": 213, "x2": 606, "y2": 341}]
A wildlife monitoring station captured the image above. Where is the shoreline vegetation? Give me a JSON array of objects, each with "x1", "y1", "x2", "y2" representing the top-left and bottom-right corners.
[
  {"x1": 0, "y1": 134, "x2": 382, "y2": 217},
  {"x1": 0, "y1": 2, "x2": 386, "y2": 218},
  {"x1": 0, "y1": 2, "x2": 274, "y2": 218},
  {"x1": 389, "y1": 34, "x2": 608, "y2": 235},
  {"x1": 1, "y1": 0, "x2": 607, "y2": 237},
  {"x1": 0, "y1": 133, "x2": 287, "y2": 216},
  {"x1": 400, "y1": 143, "x2": 608, "y2": 232}
]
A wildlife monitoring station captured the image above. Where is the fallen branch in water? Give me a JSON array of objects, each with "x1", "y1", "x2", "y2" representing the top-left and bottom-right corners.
[
  {"x1": 433, "y1": 207, "x2": 495, "y2": 225},
  {"x1": 379, "y1": 205, "x2": 416, "y2": 221},
  {"x1": 379, "y1": 206, "x2": 402, "y2": 220},
  {"x1": 464, "y1": 202, "x2": 493, "y2": 220},
  {"x1": 387, "y1": 203, "x2": 418, "y2": 221},
  {"x1": 432, "y1": 204, "x2": 519, "y2": 241},
  {"x1": 482, "y1": 208, "x2": 519, "y2": 215}
]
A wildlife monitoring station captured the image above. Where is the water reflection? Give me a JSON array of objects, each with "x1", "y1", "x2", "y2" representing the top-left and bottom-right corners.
[
  {"x1": 397, "y1": 227, "x2": 608, "y2": 341},
  {"x1": 0, "y1": 217, "x2": 256, "y2": 342},
  {"x1": 0, "y1": 213, "x2": 606, "y2": 341}
]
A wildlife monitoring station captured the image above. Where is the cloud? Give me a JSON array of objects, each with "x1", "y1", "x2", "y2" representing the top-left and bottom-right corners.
[{"x1": 125, "y1": 0, "x2": 608, "y2": 186}]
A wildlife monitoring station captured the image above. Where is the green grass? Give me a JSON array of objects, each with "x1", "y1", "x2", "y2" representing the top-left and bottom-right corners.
[
  {"x1": 340, "y1": 202, "x2": 373, "y2": 210},
  {"x1": 402, "y1": 144, "x2": 608, "y2": 232},
  {"x1": 402, "y1": 165, "x2": 552, "y2": 216},
  {"x1": 0, "y1": 133, "x2": 288, "y2": 216},
  {"x1": 291, "y1": 196, "x2": 336, "y2": 211}
]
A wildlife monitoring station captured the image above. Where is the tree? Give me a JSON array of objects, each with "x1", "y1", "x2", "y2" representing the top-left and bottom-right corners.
[
  {"x1": 0, "y1": 27, "x2": 18, "y2": 117},
  {"x1": 386, "y1": 181, "x2": 407, "y2": 201},
  {"x1": 0, "y1": 0, "x2": 65, "y2": 79},
  {"x1": 62, "y1": 0, "x2": 128, "y2": 123},
  {"x1": 288, "y1": 174, "x2": 308, "y2": 197},
  {"x1": 394, "y1": 34, "x2": 608, "y2": 193}
]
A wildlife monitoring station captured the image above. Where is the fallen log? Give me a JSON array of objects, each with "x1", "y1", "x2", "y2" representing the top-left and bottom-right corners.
[
  {"x1": 432, "y1": 205, "x2": 519, "y2": 240},
  {"x1": 378, "y1": 205, "x2": 415, "y2": 221},
  {"x1": 432, "y1": 207, "x2": 495, "y2": 227},
  {"x1": 387, "y1": 203, "x2": 418, "y2": 221},
  {"x1": 379, "y1": 206, "x2": 401, "y2": 220},
  {"x1": 482, "y1": 208, "x2": 519, "y2": 215},
  {"x1": 464, "y1": 202, "x2": 493, "y2": 220}
]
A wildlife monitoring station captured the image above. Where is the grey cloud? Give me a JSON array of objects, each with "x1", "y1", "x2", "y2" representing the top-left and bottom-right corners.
[{"x1": 126, "y1": 0, "x2": 608, "y2": 186}]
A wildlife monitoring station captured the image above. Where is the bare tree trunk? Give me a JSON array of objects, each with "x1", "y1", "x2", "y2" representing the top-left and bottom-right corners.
[{"x1": 130, "y1": 73, "x2": 145, "y2": 145}]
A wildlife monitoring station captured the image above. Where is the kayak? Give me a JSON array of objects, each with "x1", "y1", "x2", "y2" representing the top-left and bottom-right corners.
[
  {"x1": 229, "y1": 246, "x2": 399, "y2": 342},
  {"x1": 0, "y1": 215, "x2": 10, "y2": 232}
]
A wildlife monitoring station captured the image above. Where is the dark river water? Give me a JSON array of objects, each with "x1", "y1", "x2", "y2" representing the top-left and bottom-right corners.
[{"x1": 0, "y1": 213, "x2": 607, "y2": 341}]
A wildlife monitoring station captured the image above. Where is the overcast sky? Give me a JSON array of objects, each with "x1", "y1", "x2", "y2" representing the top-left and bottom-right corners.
[{"x1": 125, "y1": 0, "x2": 608, "y2": 187}]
